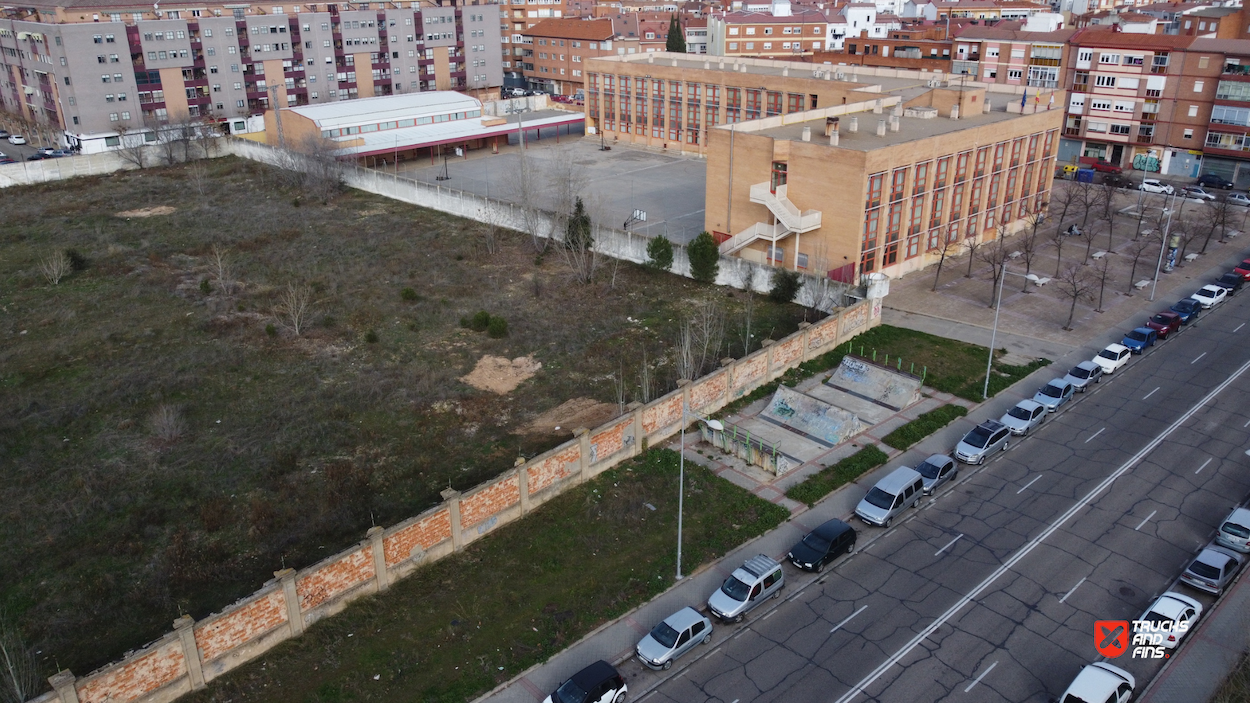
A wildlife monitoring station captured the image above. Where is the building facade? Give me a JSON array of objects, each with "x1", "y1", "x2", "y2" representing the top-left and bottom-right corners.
[
  {"x1": 521, "y1": 18, "x2": 634, "y2": 95},
  {"x1": 707, "y1": 10, "x2": 828, "y2": 57},
  {"x1": 499, "y1": 0, "x2": 566, "y2": 87}
]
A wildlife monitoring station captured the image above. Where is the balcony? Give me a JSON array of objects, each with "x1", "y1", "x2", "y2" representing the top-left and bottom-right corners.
[{"x1": 1224, "y1": 64, "x2": 1250, "y2": 76}]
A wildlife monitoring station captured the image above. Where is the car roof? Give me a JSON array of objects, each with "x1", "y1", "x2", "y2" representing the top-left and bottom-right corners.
[
  {"x1": 1199, "y1": 284, "x2": 1222, "y2": 292},
  {"x1": 1074, "y1": 361, "x2": 1100, "y2": 371},
  {"x1": 1147, "y1": 592, "x2": 1200, "y2": 619},
  {"x1": 1014, "y1": 399, "x2": 1045, "y2": 411},
  {"x1": 739, "y1": 554, "x2": 781, "y2": 578},
  {"x1": 1225, "y1": 507, "x2": 1250, "y2": 525},
  {"x1": 813, "y1": 518, "x2": 854, "y2": 540},
  {"x1": 1195, "y1": 547, "x2": 1240, "y2": 569},
  {"x1": 661, "y1": 606, "x2": 707, "y2": 631},
  {"x1": 569, "y1": 660, "x2": 617, "y2": 689},
  {"x1": 976, "y1": 419, "x2": 1007, "y2": 431},
  {"x1": 921, "y1": 453, "x2": 954, "y2": 466},
  {"x1": 1044, "y1": 378, "x2": 1070, "y2": 388},
  {"x1": 1103, "y1": 343, "x2": 1129, "y2": 353},
  {"x1": 1129, "y1": 327, "x2": 1153, "y2": 334},
  {"x1": 1152, "y1": 311, "x2": 1180, "y2": 318},
  {"x1": 1068, "y1": 663, "x2": 1132, "y2": 698},
  {"x1": 875, "y1": 466, "x2": 923, "y2": 492}
]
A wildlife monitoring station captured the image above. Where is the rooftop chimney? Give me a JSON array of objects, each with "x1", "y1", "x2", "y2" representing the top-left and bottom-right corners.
[
  {"x1": 950, "y1": 104, "x2": 960, "y2": 119},
  {"x1": 830, "y1": 131, "x2": 840, "y2": 146},
  {"x1": 824, "y1": 116, "x2": 840, "y2": 136},
  {"x1": 873, "y1": 98, "x2": 883, "y2": 114},
  {"x1": 801, "y1": 126, "x2": 811, "y2": 141},
  {"x1": 983, "y1": 97, "x2": 991, "y2": 113},
  {"x1": 876, "y1": 119, "x2": 887, "y2": 136},
  {"x1": 849, "y1": 116, "x2": 859, "y2": 132},
  {"x1": 889, "y1": 115, "x2": 900, "y2": 132}
]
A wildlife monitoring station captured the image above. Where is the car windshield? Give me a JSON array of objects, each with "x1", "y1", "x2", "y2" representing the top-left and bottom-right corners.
[
  {"x1": 864, "y1": 487, "x2": 896, "y2": 509},
  {"x1": 1098, "y1": 349, "x2": 1120, "y2": 361},
  {"x1": 1126, "y1": 331, "x2": 1148, "y2": 342},
  {"x1": 1141, "y1": 610, "x2": 1171, "y2": 627},
  {"x1": 802, "y1": 532, "x2": 832, "y2": 552},
  {"x1": 1007, "y1": 406, "x2": 1033, "y2": 421},
  {"x1": 721, "y1": 576, "x2": 751, "y2": 601},
  {"x1": 1175, "y1": 301, "x2": 1198, "y2": 312},
  {"x1": 964, "y1": 428, "x2": 992, "y2": 448},
  {"x1": 1221, "y1": 275, "x2": 1241, "y2": 285},
  {"x1": 649, "y1": 621, "x2": 680, "y2": 649},
  {"x1": 1069, "y1": 366, "x2": 1092, "y2": 379},
  {"x1": 915, "y1": 460, "x2": 943, "y2": 479},
  {"x1": 1150, "y1": 315, "x2": 1173, "y2": 326},
  {"x1": 1223, "y1": 522, "x2": 1250, "y2": 539},
  {"x1": 1189, "y1": 561, "x2": 1221, "y2": 580},
  {"x1": 1039, "y1": 384, "x2": 1063, "y2": 398},
  {"x1": 1060, "y1": 696, "x2": 1093, "y2": 703},
  {"x1": 1196, "y1": 289, "x2": 1213, "y2": 298},
  {"x1": 554, "y1": 679, "x2": 589, "y2": 703}
]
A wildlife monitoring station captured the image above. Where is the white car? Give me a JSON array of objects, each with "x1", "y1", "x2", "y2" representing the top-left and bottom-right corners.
[
  {"x1": 1140, "y1": 179, "x2": 1174, "y2": 195},
  {"x1": 1137, "y1": 591, "x2": 1202, "y2": 650},
  {"x1": 1182, "y1": 186, "x2": 1217, "y2": 201},
  {"x1": 1191, "y1": 284, "x2": 1228, "y2": 309},
  {"x1": 1092, "y1": 343, "x2": 1132, "y2": 374},
  {"x1": 1057, "y1": 662, "x2": 1134, "y2": 703},
  {"x1": 7, "y1": 134, "x2": 26, "y2": 145},
  {"x1": 1229, "y1": 192, "x2": 1250, "y2": 207}
]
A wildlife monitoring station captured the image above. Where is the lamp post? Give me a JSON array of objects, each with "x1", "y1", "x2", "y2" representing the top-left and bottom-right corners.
[
  {"x1": 983, "y1": 254, "x2": 1039, "y2": 400},
  {"x1": 677, "y1": 403, "x2": 724, "y2": 581},
  {"x1": 1149, "y1": 191, "x2": 1179, "y2": 302}
]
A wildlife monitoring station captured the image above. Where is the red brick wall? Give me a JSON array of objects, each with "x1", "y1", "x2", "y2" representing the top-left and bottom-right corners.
[
  {"x1": 527, "y1": 444, "x2": 581, "y2": 494},
  {"x1": 589, "y1": 418, "x2": 630, "y2": 464},
  {"x1": 460, "y1": 475, "x2": 520, "y2": 529},
  {"x1": 296, "y1": 548, "x2": 374, "y2": 612},
  {"x1": 730, "y1": 353, "x2": 767, "y2": 393},
  {"x1": 807, "y1": 314, "x2": 839, "y2": 352},
  {"x1": 689, "y1": 371, "x2": 727, "y2": 412},
  {"x1": 194, "y1": 590, "x2": 288, "y2": 663},
  {"x1": 77, "y1": 639, "x2": 186, "y2": 703},
  {"x1": 642, "y1": 395, "x2": 682, "y2": 435},
  {"x1": 771, "y1": 336, "x2": 803, "y2": 371},
  {"x1": 383, "y1": 509, "x2": 452, "y2": 567}
]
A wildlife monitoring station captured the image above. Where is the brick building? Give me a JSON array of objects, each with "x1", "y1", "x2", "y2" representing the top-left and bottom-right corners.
[
  {"x1": 953, "y1": 24, "x2": 1076, "y2": 90},
  {"x1": 826, "y1": 24, "x2": 954, "y2": 70},
  {"x1": 500, "y1": 0, "x2": 566, "y2": 88},
  {"x1": 707, "y1": 10, "x2": 828, "y2": 57},
  {"x1": 521, "y1": 18, "x2": 639, "y2": 95}
]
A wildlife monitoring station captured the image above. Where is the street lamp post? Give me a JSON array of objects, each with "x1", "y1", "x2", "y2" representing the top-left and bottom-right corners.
[
  {"x1": 983, "y1": 254, "x2": 1039, "y2": 400},
  {"x1": 1149, "y1": 191, "x2": 1179, "y2": 302},
  {"x1": 677, "y1": 403, "x2": 724, "y2": 581}
]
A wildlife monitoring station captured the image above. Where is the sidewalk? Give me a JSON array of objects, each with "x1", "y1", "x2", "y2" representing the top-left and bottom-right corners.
[{"x1": 470, "y1": 239, "x2": 1250, "y2": 703}]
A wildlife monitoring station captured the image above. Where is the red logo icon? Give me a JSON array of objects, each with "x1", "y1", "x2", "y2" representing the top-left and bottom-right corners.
[{"x1": 1095, "y1": 620, "x2": 1129, "y2": 658}]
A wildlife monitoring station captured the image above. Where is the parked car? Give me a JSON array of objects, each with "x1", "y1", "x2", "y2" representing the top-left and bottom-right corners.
[
  {"x1": 1032, "y1": 379, "x2": 1075, "y2": 412},
  {"x1": 1092, "y1": 344, "x2": 1132, "y2": 374},
  {"x1": 1146, "y1": 311, "x2": 1182, "y2": 339},
  {"x1": 787, "y1": 518, "x2": 856, "y2": 572},
  {"x1": 542, "y1": 661, "x2": 627, "y2": 703},
  {"x1": 1179, "y1": 545, "x2": 1243, "y2": 594},
  {"x1": 1082, "y1": 158, "x2": 1122, "y2": 174},
  {"x1": 47, "y1": 149, "x2": 70, "y2": 158},
  {"x1": 914, "y1": 454, "x2": 958, "y2": 495},
  {"x1": 1234, "y1": 259, "x2": 1250, "y2": 280},
  {"x1": 7, "y1": 134, "x2": 26, "y2": 145},
  {"x1": 1182, "y1": 186, "x2": 1217, "y2": 202},
  {"x1": 954, "y1": 420, "x2": 1011, "y2": 465},
  {"x1": 1191, "y1": 284, "x2": 1228, "y2": 309},
  {"x1": 999, "y1": 399, "x2": 1047, "y2": 436},
  {"x1": 1228, "y1": 192, "x2": 1250, "y2": 207},
  {"x1": 1140, "y1": 179, "x2": 1174, "y2": 194},
  {"x1": 0, "y1": 129, "x2": 10, "y2": 138},
  {"x1": 1198, "y1": 172, "x2": 1236, "y2": 189},
  {"x1": 1171, "y1": 298, "x2": 1203, "y2": 324},
  {"x1": 1216, "y1": 507, "x2": 1250, "y2": 553},
  {"x1": 1215, "y1": 272, "x2": 1245, "y2": 296},
  {"x1": 1121, "y1": 327, "x2": 1158, "y2": 354},
  {"x1": 1055, "y1": 663, "x2": 1134, "y2": 703},
  {"x1": 0, "y1": 158, "x2": 14, "y2": 165},
  {"x1": 1064, "y1": 361, "x2": 1104, "y2": 392},
  {"x1": 1137, "y1": 592, "x2": 1202, "y2": 650},
  {"x1": 635, "y1": 607, "x2": 712, "y2": 670},
  {"x1": 707, "y1": 554, "x2": 784, "y2": 622},
  {"x1": 855, "y1": 466, "x2": 925, "y2": 525},
  {"x1": 1103, "y1": 173, "x2": 1134, "y2": 189},
  {"x1": 36, "y1": 146, "x2": 55, "y2": 156}
]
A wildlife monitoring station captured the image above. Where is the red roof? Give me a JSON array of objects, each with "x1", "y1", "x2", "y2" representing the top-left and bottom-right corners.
[{"x1": 522, "y1": 18, "x2": 618, "y2": 41}]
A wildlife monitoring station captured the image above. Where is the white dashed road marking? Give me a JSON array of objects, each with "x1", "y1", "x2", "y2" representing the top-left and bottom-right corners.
[
  {"x1": 831, "y1": 605, "x2": 868, "y2": 634},
  {"x1": 935, "y1": 534, "x2": 964, "y2": 557},
  {"x1": 1085, "y1": 427, "x2": 1106, "y2": 444},
  {"x1": 1136, "y1": 510, "x2": 1158, "y2": 531},
  {"x1": 1143, "y1": 387, "x2": 1160, "y2": 400},
  {"x1": 964, "y1": 661, "x2": 998, "y2": 693},
  {"x1": 1193, "y1": 352, "x2": 1208, "y2": 364},
  {"x1": 1196, "y1": 458, "x2": 1212, "y2": 475},
  {"x1": 1059, "y1": 577, "x2": 1086, "y2": 604},
  {"x1": 1017, "y1": 475, "x2": 1043, "y2": 495}
]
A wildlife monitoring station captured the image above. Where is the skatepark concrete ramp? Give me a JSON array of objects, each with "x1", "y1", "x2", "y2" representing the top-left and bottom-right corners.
[
  {"x1": 759, "y1": 386, "x2": 867, "y2": 448},
  {"x1": 825, "y1": 355, "x2": 922, "y2": 412}
]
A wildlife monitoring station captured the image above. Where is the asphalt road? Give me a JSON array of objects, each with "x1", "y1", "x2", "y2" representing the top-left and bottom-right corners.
[{"x1": 634, "y1": 294, "x2": 1250, "y2": 703}]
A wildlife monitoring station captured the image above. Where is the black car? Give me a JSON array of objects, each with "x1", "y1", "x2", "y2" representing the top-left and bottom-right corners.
[
  {"x1": 1215, "y1": 272, "x2": 1245, "y2": 296},
  {"x1": 787, "y1": 518, "x2": 857, "y2": 572},
  {"x1": 544, "y1": 661, "x2": 627, "y2": 703},
  {"x1": 1198, "y1": 173, "x2": 1235, "y2": 189},
  {"x1": 1104, "y1": 173, "x2": 1134, "y2": 189},
  {"x1": 25, "y1": 153, "x2": 44, "y2": 161}
]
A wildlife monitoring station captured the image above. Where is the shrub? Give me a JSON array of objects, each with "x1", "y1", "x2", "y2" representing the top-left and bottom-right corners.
[
  {"x1": 565, "y1": 197, "x2": 593, "y2": 252},
  {"x1": 199, "y1": 278, "x2": 212, "y2": 295},
  {"x1": 786, "y1": 444, "x2": 889, "y2": 507},
  {"x1": 265, "y1": 323, "x2": 277, "y2": 337},
  {"x1": 487, "y1": 316, "x2": 508, "y2": 338},
  {"x1": 364, "y1": 329, "x2": 379, "y2": 343},
  {"x1": 470, "y1": 310, "x2": 491, "y2": 332},
  {"x1": 768, "y1": 268, "x2": 802, "y2": 303},
  {"x1": 65, "y1": 248, "x2": 89, "y2": 272},
  {"x1": 687, "y1": 231, "x2": 720, "y2": 284},
  {"x1": 882, "y1": 404, "x2": 968, "y2": 451},
  {"x1": 400, "y1": 287, "x2": 418, "y2": 302},
  {"x1": 645, "y1": 234, "x2": 674, "y2": 273}
]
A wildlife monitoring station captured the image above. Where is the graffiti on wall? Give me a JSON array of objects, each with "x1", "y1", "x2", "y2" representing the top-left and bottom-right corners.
[{"x1": 1132, "y1": 153, "x2": 1160, "y2": 173}]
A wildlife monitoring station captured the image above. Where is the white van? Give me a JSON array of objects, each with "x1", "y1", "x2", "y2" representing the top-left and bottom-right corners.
[{"x1": 855, "y1": 467, "x2": 924, "y2": 528}]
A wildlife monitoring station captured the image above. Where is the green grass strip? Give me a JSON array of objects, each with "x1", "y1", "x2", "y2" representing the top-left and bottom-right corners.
[
  {"x1": 785, "y1": 444, "x2": 890, "y2": 507},
  {"x1": 881, "y1": 404, "x2": 968, "y2": 451}
]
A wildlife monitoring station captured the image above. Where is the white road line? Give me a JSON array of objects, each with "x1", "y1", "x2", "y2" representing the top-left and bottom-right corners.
[
  {"x1": 964, "y1": 661, "x2": 998, "y2": 693},
  {"x1": 935, "y1": 534, "x2": 964, "y2": 556},
  {"x1": 1085, "y1": 427, "x2": 1106, "y2": 444},
  {"x1": 831, "y1": 355, "x2": 1250, "y2": 703},
  {"x1": 761, "y1": 609, "x2": 778, "y2": 621},
  {"x1": 1193, "y1": 352, "x2": 1208, "y2": 365},
  {"x1": 1136, "y1": 510, "x2": 1158, "y2": 531},
  {"x1": 1059, "y1": 577, "x2": 1086, "y2": 604},
  {"x1": 1017, "y1": 475, "x2": 1043, "y2": 495},
  {"x1": 708, "y1": 646, "x2": 722, "y2": 657},
  {"x1": 1245, "y1": 418, "x2": 1250, "y2": 428},
  {"x1": 831, "y1": 605, "x2": 869, "y2": 634},
  {"x1": 1196, "y1": 458, "x2": 1212, "y2": 475},
  {"x1": 1144, "y1": 387, "x2": 1160, "y2": 400},
  {"x1": 1236, "y1": 323, "x2": 1246, "y2": 333}
]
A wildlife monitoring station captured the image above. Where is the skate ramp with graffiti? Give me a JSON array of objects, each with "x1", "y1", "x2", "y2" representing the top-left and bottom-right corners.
[
  {"x1": 760, "y1": 385, "x2": 867, "y2": 448},
  {"x1": 825, "y1": 355, "x2": 922, "y2": 411}
]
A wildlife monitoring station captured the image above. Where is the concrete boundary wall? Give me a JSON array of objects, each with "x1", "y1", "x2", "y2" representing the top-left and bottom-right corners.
[
  {"x1": 25, "y1": 139, "x2": 881, "y2": 703},
  {"x1": 0, "y1": 149, "x2": 150, "y2": 187}
]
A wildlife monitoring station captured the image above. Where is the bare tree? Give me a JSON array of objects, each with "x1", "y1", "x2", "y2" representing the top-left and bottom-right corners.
[
  {"x1": 962, "y1": 236, "x2": 983, "y2": 277},
  {"x1": 675, "y1": 320, "x2": 695, "y2": 381},
  {"x1": 210, "y1": 244, "x2": 234, "y2": 295},
  {"x1": 1047, "y1": 223, "x2": 1071, "y2": 276},
  {"x1": 1123, "y1": 232, "x2": 1159, "y2": 293},
  {"x1": 636, "y1": 347, "x2": 655, "y2": 403},
  {"x1": 1050, "y1": 181, "x2": 1078, "y2": 233},
  {"x1": 0, "y1": 614, "x2": 39, "y2": 703},
  {"x1": 931, "y1": 237, "x2": 959, "y2": 291},
  {"x1": 188, "y1": 160, "x2": 210, "y2": 195},
  {"x1": 114, "y1": 125, "x2": 151, "y2": 169},
  {"x1": 1073, "y1": 179, "x2": 1100, "y2": 231},
  {"x1": 1018, "y1": 213, "x2": 1043, "y2": 290},
  {"x1": 281, "y1": 134, "x2": 345, "y2": 203},
  {"x1": 976, "y1": 232, "x2": 1011, "y2": 308},
  {"x1": 1200, "y1": 197, "x2": 1234, "y2": 253},
  {"x1": 557, "y1": 196, "x2": 599, "y2": 284},
  {"x1": 1055, "y1": 265, "x2": 1096, "y2": 330},
  {"x1": 687, "y1": 298, "x2": 726, "y2": 378},
  {"x1": 1075, "y1": 217, "x2": 1105, "y2": 264},
  {"x1": 274, "y1": 282, "x2": 314, "y2": 336},
  {"x1": 40, "y1": 250, "x2": 71, "y2": 285},
  {"x1": 1091, "y1": 254, "x2": 1114, "y2": 312},
  {"x1": 1175, "y1": 216, "x2": 1202, "y2": 262},
  {"x1": 737, "y1": 265, "x2": 758, "y2": 356}
]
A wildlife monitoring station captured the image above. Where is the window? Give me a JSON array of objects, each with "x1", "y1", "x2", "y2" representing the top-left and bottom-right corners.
[
  {"x1": 1094, "y1": 75, "x2": 1116, "y2": 88},
  {"x1": 1090, "y1": 99, "x2": 1111, "y2": 111},
  {"x1": 1184, "y1": 128, "x2": 1194, "y2": 139},
  {"x1": 1199, "y1": 56, "x2": 1210, "y2": 69},
  {"x1": 1078, "y1": 49, "x2": 1093, "y2": 62},
  {"x1": 1195, "y1": 80, "x2": 1205, "y2": 93},
  {"x1": 746, "y1": 27, "x2": 755, "y2": 35},
  {"x1": 1110, "y1": 124, "x2": 1131, "y2": 135},
  {"x1": 1099, "y1": 53, "x2": 1119, "y2": 64},
  {"x1": 1008, "y1": 69, "x2": 1022, "y2": 81}
]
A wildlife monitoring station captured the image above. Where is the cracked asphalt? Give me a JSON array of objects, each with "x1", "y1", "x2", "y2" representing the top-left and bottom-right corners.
[{"x1": 634, "y1": 295, "x2": 1250, "y2": 703}]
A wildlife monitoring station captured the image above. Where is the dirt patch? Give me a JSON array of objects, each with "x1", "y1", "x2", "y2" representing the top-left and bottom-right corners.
[
  {"x1": 460, "y1": 355, "x2": 542, "y2": 394},
  {"x1": 519, "y1": 397, "x2": 620, "y2": 435},
  {"x1": 116, "y1": 205, "x2": 177, "y2": 218}
]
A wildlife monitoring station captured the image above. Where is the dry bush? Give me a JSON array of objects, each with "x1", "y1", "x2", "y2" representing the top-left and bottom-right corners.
[
  {"x1": 274, "y1": 283, "x2": 315, "y2": 336},
  {"x1": 40, "y1": 250, "x2": 71, "y2": 285},
  {"x1": 149, "y1": 404, "x2": 186, "y2": 444},
  {"x1": 0, "y1": 613, "x2": 40, "y2": 703}
]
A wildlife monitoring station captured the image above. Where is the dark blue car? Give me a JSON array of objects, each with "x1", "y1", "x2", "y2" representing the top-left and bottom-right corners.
[
  {"x1": 1122, "y1": 327, "x2": 1158, "y2": 354},
  {"x1": 1171, "y1": 298, "x2": 1202, "y2": 324}
]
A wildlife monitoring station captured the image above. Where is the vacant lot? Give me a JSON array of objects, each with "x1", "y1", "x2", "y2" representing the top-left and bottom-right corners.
[{"x1": 0, "y1": 157, "x2": 808, "y2": 675}]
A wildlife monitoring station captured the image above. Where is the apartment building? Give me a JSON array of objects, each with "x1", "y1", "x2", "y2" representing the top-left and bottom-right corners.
[
  {"x1": 499, "y1": 0, "x2": 566, "y2": 87},
  {"x1": 521, "y1": 17, "x2": 638, "y2": 94},
  {"x1": 0, "y1": 0, "x2": 502, "y2": 150},
  {"x1": 826, "y1": 25, "x2": 953, "y2": 69},
  {"x1": 825, "y1": 4, "x2": 901, "y2": 50},
  {"x1": 697, "y1": 59, "x2": 1061, "y2": 280},
  {"x1": 686, "y1": 17, "x2": 710, "y2": 52},
  {"x1": 953, "y1": 25, "x2": 1076, "y2": 90},
  {"x1": 1198, "y1": 39, "x2": 1250, "y2": 184},
  {"x1": 707, "y1": 10, "x2": 828, "y2": 57}
]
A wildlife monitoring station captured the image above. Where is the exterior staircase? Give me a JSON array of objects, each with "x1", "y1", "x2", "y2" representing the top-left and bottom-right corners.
[{"x1": 719, "y1": 182, "x2": 822, "y2": 255}]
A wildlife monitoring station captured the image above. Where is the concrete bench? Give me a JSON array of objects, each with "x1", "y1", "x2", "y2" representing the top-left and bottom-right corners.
[
  {"x1": 1033, "y1": 277, "x2": 1051, "y2": 286},
  {"x1": 1135, "y1": 280, "x2": 1151, "y2": 290},
  {"x1": 1092, "y1": 250, "x2": 1108, "y2": 260},
  {"x1": 1185, "y1": 253, "x2": 1200, "y2": 262},
  {"x1": 1227, "y1": 229, "x2": 1241, "y2": 238}
]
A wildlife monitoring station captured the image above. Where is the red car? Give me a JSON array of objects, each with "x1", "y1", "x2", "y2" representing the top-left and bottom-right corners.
[
  {"x1": 1146, "y1": 311, "x2": 1182, "y2": 339},
  {"x1": 1235, "y1": 259, "x2": 1250, "y2": 280}
]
